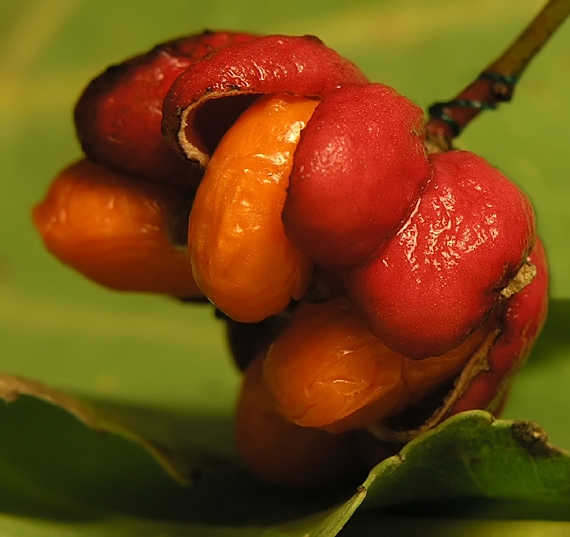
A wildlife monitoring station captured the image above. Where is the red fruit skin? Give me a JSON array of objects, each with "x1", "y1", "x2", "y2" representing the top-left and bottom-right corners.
[
  {"x1": 74, "y1": 31, "x2": 257, "y2": 192},
  {"x1": 346, "y1": 150, "x2": 536, "y2": 359},
  {"x1": 162, "y1": 34, "x2": 369, "y2": 166},
  {"x1": 451, "y1": 238, "x2": 549, "y2": 415},
  {"x1": 283, "y1": 83, "x2": 431, "y2": 269}
]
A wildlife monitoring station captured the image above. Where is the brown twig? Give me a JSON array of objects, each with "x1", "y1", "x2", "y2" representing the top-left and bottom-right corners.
[{"x1": 425, "y1": 0, "x2": 570, "y2": 153}]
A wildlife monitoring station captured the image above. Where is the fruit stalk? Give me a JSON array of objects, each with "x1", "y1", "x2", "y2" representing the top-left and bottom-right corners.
[{"x1": 425, "y1": 0, "x2": 570, "y2": 152}]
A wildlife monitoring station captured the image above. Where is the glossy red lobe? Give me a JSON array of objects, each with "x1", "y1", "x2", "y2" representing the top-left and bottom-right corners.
[
  {"x1": 162, "y1": 34, "x2": 368, "y2": 166},
  {"x1": 74, "y1": 31, "x2": 258, "y2": 191},
  {"x1": 347, "y1": 150, "x2": 536, "y2": 359},
  {"x1": 283, "y1": 83, "x2": 431, "y2": 269}
]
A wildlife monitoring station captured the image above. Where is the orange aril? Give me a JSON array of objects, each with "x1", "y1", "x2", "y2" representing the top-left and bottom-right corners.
[
  {"x1": 188, "y1": 94, "x2": 317, "y2": 322},
  {"x1": 33, "y1": 158, "x2": 202, "y2": 297},
  {"x1": 264, "y1": 296, "x2": 493, "y2": 434},
  {"x1": 235, "y1": 350, "x2": 363, "y2": 487},
  {"x1": 264, "y1": 297, "x2": 406, "y2": 434}
]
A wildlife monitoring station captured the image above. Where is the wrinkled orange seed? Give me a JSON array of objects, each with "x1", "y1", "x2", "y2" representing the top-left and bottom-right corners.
[
  {"x1": 188, "y1": 93, "x2": 317, "y2": 322},
  {"x1": 33, "y1": 159, "x2": 202, "y2": 297},
  {"x1": 235, "y1": 351, "x2": 365, "y2": 487},
  {"x1": 264, "y1": 296, "x2": 500, "y2": 434}
]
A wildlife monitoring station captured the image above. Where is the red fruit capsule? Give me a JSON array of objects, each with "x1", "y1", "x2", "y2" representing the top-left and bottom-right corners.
[
  {"x1": 450, "y1": 238, "x2": 549, "y2": 415},
  {"x1": 347, "y1": 150, "x2": 536, "y2": 359},
  {"x1": 369, "y1": 238, "x2": 549, "y2": 442},
  {"x1": 74, "y1": 31, "x2": 258, "y2": 192},
  {"x1": 162, "y1": 34, "x2": 368, "y2": 167},
  {"x1": 283, "y1": 83, "x2": 431, "y2": 269}
]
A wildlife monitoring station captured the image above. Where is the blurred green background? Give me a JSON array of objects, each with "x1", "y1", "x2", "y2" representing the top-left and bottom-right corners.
[{"x1": 1, "y1": 0, "x2": 570, "y2": 531}]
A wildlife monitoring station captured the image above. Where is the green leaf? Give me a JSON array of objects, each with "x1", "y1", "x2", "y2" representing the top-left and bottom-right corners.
[
  {"x1": 4, "y1": 388, "x2": 570, "y2": 536},
  {"x1": 341, "y1": 517, "x2": 570, "y2": 537},
  {"x1": 0, "y1": 395, "x2": 365, "y2": 536},
  {"x1": 362, "y1": 411, "x2": 570, "y2": 508},
  {"x1": 0, "y1": 373, "x2": 238, "y2": 484}
]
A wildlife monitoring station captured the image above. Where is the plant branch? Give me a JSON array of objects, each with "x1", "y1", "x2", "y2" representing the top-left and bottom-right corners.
[{"x1": 425, "y1": 0, "x2": 570, "y2": 153}]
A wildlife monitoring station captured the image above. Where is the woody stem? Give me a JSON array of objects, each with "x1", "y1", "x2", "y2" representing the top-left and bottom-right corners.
[{"x1": 425, "y1": 0, "x2": 570, "y2": 153}]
